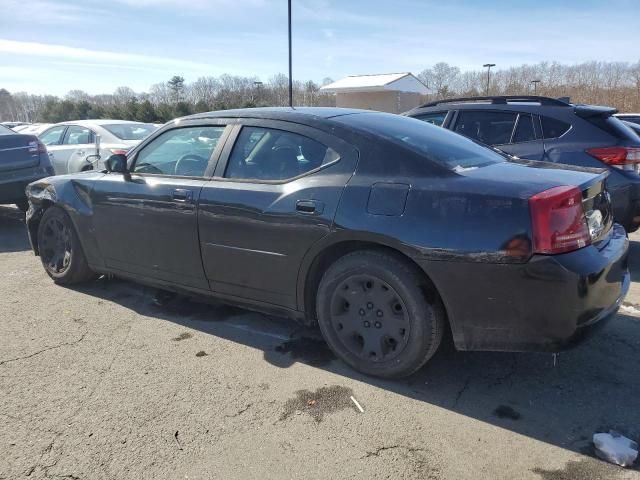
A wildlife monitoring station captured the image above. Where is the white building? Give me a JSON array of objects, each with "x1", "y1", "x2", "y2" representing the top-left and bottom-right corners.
[{"x1": 320, "y1": 73, "x2": 430, "y2": 113}]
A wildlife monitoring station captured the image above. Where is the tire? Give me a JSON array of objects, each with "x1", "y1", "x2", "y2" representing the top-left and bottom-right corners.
[
  {"x1": 316, "y1": 250, "x2": 445, "y2": 379},
  {"x1": 37, "y1": 206, "x2": 95, "y2": 284},
  {"x1": 15, "y1": 200, "x2": 29, "y2": 212}
]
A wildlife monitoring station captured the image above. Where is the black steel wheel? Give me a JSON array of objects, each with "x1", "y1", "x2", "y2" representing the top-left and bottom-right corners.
[
  {"x1": 37, "y1": 206, "x2": 95, "y2": 284},
  {"x1": 317, "y1": 250, "x2": 444, "y2": 378}
]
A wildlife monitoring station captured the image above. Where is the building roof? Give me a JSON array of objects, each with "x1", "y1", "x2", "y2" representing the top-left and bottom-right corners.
[{"x1": 320, "y1": 73, "x2": 430, "y2": 94}]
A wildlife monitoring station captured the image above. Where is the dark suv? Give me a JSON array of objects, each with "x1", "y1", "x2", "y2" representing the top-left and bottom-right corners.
[{"x1": 405, "y1": 96, "x2": 640, "y2": 232}]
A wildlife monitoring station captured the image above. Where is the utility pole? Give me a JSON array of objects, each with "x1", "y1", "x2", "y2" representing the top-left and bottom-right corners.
[
  {"x1": 483, "y1": 63, "x2": 495, "y2": 96},
  {"x1": 531, "y1": 79, "x2": 541, "y2": 94},
  {"x1": 288, "y1": 0, "x2": 293, "y2": 107}
]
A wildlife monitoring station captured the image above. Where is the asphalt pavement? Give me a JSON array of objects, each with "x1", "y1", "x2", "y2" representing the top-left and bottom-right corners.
[{"x1": 1, "y1": 204, "x2": 639, "y2": 480}]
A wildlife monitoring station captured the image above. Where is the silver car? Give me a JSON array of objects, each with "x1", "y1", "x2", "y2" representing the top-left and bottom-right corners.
[{"x1": 38, "y1": 120, "x2": 158, "y2": 174}]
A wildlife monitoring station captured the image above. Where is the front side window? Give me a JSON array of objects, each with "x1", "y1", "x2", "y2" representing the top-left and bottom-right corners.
[
  {"x1": 454, "y1": 111, "x2": 518, "y2": 145},
  {"x1": 64, "y1": 126, "x2": 94, "y2": 145},
  {"x1": 133, "y1": 126, "x2": 225, "y2": 177},
  {"x1": 39, "y1": 126, "x2": 66, "y2": 146},
  {"x1": 225, "y1": 126, "x2": 339, "y2": 181},
  {"x1": 414, "y1": 111, "x2": 447, "y2": 127}
]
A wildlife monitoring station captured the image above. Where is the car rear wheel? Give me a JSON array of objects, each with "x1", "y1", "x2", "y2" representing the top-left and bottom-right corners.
[
  {"x1": 316, "y1": 250, "x2": 445, "y2": 378},
  {"x1": 37, "y1": 206, "x2": 95, "y2": 284}
]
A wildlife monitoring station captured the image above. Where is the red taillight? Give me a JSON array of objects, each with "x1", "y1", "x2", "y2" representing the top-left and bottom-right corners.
[
  {"x1": 586, "y1": 146, "x2": 640, "y2": 166},
  {"x1": 37, "y1": 141, "x2": 47, "y2": 154},
  {"x1": 28, "y1": 140, "x2": 47, "y2": 154},
  {"x1": 109, "y1": 149, "x2": 129, "y2": 156},
  {"x1": 529, "y1": 185, "x2": 590, "y2": 254}
]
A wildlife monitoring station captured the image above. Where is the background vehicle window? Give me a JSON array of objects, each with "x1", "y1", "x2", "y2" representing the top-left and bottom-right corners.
[
  {"x1": 415, "y1": 112, "x2": 447, "y2": 127},
  {"x1": 512, "y1": 114, "x2": 536, "y2": 143},
  {"x1": 454, "y1": 111, "x2": 518, "y2": 145},
  {"x1": 225, "y1": 126, "x2": 339, "y2": 181},
  {"x1": 103, "y1": 123, "x2": 157, "y2": 140},
  {"x1": 0, "y1": 124, "x2": 14, "y2": 135},
  {"x1": 133, "y1": 126, "x2": 225, "y2": 177},
  {"x1": 64, "y1": 126, "x2": 94, "y2": 145},
  {"x1": 39, "y1": 126, "x2": 66, "y2": 146},
  {"x1": 541, "y1": 117, "x2": 571, "y2": 139}
]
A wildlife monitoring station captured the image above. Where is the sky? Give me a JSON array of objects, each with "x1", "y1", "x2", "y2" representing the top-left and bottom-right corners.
[{"x1": 0, "y1": 0, "x2": 638, "y2": 96}]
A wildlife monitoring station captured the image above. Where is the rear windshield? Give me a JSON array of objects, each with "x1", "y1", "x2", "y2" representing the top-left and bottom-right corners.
[
  {"x1": 0, "y1": 124, "x2": 15, "y2": 136},
  {"x1": 586, "y1": 115, "x2": 638, "y2": 141},
  {"x1": 335, "y1": 112, "x2": 504, "y2": 170},
  {"x1": 102, "y1": 123, "x2": 156, "y2": 141}
]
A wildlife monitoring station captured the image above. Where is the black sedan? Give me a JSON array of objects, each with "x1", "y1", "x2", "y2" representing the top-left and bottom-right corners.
[{"x1": 25, "y1": 108, "x2": 629, "y2": 378}]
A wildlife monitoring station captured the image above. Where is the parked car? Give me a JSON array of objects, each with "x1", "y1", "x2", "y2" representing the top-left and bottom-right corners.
[
  {"x1": 14, "y1": 123, "x2": 53, "y2": 136},
  {"x1": 615, "y1": 113, "x2": 640, "y2": 126},
  {"x1": 405, "y1": 96, "x2": 640, "y2": 232},
  {"x1": 38, "y1": 120, "x2": 158, "y2": 174},
  {"x1": 25, "y1": 108, "x2": 629, "y2": 378},
  {"x1": 0, "y1": 124, "x2": 54, "y2": 211},
  {"x1": 0, "y1": 121, "x2": 29, "y2": 129}
]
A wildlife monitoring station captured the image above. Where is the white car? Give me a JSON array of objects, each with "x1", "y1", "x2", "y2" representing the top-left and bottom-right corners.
[
  {"x1": 14, "y1": 123, "x2": 53, "y2": 135},
  {"x1": 38, "y1": 120, "x2": 158, "y2": 174}
]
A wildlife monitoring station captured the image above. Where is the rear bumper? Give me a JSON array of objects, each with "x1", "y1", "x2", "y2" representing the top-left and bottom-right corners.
[
  {"x1": 419, "y1": 223, "x2": 630, "y2": 352},
  {"x1": 0, "y1": 166, "x2": 53, "y2": 203}
]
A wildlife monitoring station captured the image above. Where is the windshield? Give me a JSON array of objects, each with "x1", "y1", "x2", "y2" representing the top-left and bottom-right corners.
[
  {"x1": 102, "y1": 123, "x2": 157, "y2": 141},
  {"x1": 335, "y1": 112, "x2": 505, "y2": 170},
  {"x1": 0, "y1": 124, "x2": 15, "y2": 135}
]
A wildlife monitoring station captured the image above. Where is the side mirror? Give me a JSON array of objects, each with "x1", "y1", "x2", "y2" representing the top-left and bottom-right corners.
[{"x1": 105, "y1": 154, "x2": 128, "y2": 174}]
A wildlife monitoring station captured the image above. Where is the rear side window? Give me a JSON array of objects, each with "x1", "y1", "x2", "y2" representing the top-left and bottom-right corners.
[
  {"x1": 541, "y1": 117, "x2": 571, "y2": 139},
  {"x1": 225, "y1": 126, "x2": 339, "y2": 181},
  {"x1": 414, "y1": 112, "x2": 447, "y2": 127},
  {"x1": 333, "y1": 112, "x2": 505, "y2": 171},
  {"x1": 512, "y1": 114, "x2": 536, "y2": 143},
  {"x1": 453, "y1": 111, "x2": 517, "y2": 145}
]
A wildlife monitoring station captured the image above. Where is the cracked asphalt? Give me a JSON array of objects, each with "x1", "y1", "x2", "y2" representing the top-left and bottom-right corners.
[{"x1": 1, "y1": 204, "x2": 640, "y2": 480}]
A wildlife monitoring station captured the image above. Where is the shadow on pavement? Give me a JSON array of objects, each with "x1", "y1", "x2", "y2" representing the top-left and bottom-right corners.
[
  {"x1": 66, "y1": 275, "x2": 640, "y2": 473},
  {"x1": 0, "y1": 205, "x2": 30, "y2": 253}
]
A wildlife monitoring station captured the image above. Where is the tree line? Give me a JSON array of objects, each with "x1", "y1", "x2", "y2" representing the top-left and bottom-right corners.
[{"x1": 1, "y1": 60, "x2": 639, "y2": 123}]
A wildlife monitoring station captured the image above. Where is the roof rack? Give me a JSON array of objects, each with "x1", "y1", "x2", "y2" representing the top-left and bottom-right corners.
[{"x1": 418, "y1": 95, "x2": 571, "y2": 108}]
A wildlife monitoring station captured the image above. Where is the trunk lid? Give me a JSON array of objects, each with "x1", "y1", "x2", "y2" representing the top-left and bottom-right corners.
[
  {"x1": 461, "y1": 159, "x2": 613, "y2": 245},
  {"x1": 0, "y1": 133, "x2": 41, "y2": 172}
]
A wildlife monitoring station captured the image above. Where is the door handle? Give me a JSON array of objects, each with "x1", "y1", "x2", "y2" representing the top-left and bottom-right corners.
[
  {"x1": 296, "y1": 199, "x2": 324, "y2": 215},
  {"x1": 76, "y1": 150, "x2": 85, "y2": 156},
  {"x1": 48, "y1": 152, "x2": 54, "y2": 157},
  {"x1": 171, "y1": 189, "x2": 193, "y2": 203}
]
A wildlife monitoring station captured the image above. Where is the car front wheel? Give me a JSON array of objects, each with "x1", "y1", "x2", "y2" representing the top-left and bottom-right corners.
[
  {"x1": 37, "y1": 206, "x2": 95, "y2": 284},
  {"x1": 316, "y1": 250, "x2": 445, "y2": 378}
]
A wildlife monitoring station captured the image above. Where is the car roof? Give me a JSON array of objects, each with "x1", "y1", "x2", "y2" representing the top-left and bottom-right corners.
[
  {"x1": 57, "y1": 119, "x2": 148, "y2": 127},
  {"x1": 184, "y1": 107, "x2": 372, "y2": 122}
]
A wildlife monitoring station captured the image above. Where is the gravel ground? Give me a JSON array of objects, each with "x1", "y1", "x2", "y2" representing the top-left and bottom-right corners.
[{"x1": 1, "y1": 204, "x2": 639, "y2": 480}]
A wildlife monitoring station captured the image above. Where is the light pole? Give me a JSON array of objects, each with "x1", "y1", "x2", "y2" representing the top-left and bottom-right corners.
[
  {"x1": 483, "y1": 63, "x2": 495, "y2": 96},
  {"x1": 288, "y1": 0, "x2": 293, "y2": 107},
  {"x1": 531, "y1": 79, "x2": 541, "y2": 94},
  {"x1": 253, "y1": 81, "x2": 263, "y2": 105}
]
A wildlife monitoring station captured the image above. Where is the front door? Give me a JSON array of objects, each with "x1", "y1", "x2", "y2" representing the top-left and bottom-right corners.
[
  {"x1": 197, "y1": 120, "x2": 358, "y2": 309},
  {"x1": 91, "y1": 123, "x2": 229, "y2": 290}
]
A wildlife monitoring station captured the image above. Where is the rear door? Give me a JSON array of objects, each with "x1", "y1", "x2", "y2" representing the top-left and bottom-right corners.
[
  {"x1": 91, "y1": 121, "x2": 230, "y2": 289},
  {"x1": 197, "y1": 119, "x2": 358, "y2": 309},
  {"x1": 61, "y1": 125, "x2": 96, "y2": 172},
  {"x1": 452, "y1": 110, "x2": 545, "y2": 159}
]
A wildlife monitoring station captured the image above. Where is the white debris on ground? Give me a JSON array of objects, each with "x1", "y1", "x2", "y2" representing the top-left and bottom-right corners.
[{"x1": 593, "y1": 431, "x2": 638, "y2": 467}]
